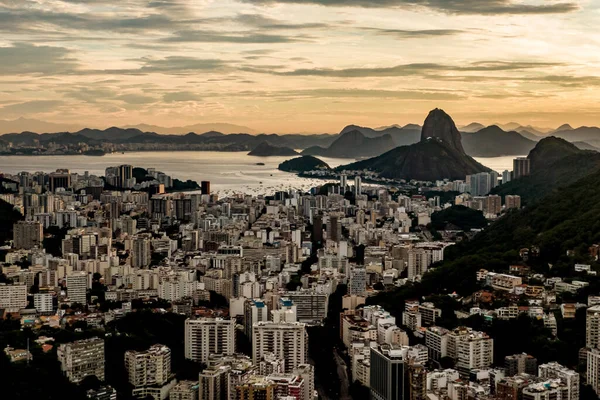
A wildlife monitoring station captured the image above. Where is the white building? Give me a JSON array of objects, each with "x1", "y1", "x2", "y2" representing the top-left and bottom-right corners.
[
  {"x1": 0, "y1": 283, "x2": 27, "y2": 312},
  {"x1": 66, "y1": 271, "x2": 88, "y2": 305},
  {"x1": 34, "y1": 292, "x2": 53, "y2": 314},
  {"x1": 125, "y1": 344, "x2": 171, "y2": 388},
  {"x1": 252, "y1": 322, "x2": 308, "y2": 373},
  {"x1": 184, "y1": 318, "x2": 236, "y2": 363}
]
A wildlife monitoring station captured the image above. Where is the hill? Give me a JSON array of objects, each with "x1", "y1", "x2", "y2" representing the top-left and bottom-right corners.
[
  {"x1": 302, "y1": 130, "x2": 396, "y2": 158},
  {"x1": 125, "y1": 122, "x2": 258, "y2": 134},
  {"x1": 461, "y1": 125, "x2": 537, "y2": 157},
  {"x1": 573, "y1": 141, "x2": 599, "y2": 151},
  {"x1": 423, "y1": 167, "x2": 600, "y2": 296},
  {"x1": 338, "y1": 138, "x2": 490, "y2": 181},
  {"x1": 337, "y1": 109, "x2": 490, "y2": 181},
  {"x1": 248, "y1": 141, "x2": 298, "y2": 157},
  {"x1": 491, "y1": 137, "x2": 600, "y2": 203},
  {"x1": 278, "y1": 156, "x2": 330, "y2": 173},
  {"x1": 431, "y1": 205, "x2": 487, "y2": 231}
]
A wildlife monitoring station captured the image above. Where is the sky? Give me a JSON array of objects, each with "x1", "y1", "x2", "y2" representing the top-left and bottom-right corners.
[{"x1": 1, "y1": 0, "x2": 600, "y2": 133}]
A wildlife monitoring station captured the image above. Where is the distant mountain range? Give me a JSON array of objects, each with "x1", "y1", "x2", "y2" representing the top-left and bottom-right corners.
[
  {"x1": 462, "y1": 125, "x2": 537, "y2": 157},
  {"x1": 3, "y1": 118, "x2": 600, "y2": 160},
  {"x1": 336, "y1": 109, "x2": 491, "y2": 181}
]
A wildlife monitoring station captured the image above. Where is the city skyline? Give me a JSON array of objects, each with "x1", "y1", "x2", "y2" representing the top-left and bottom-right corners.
[{"x1": 1, "y1": 0, "x2": 600, "y2": 133}]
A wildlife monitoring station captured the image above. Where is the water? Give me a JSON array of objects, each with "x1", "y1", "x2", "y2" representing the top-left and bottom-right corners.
[
  {"x1": 0, "y1": 152, "x2": 352, "y2": 195},
  {"x1": 0, "y1": 152, "x2": 519, "y2": 195},
  {"x1": 474, "y1": 155, "x2": 521, "y2": 173}
]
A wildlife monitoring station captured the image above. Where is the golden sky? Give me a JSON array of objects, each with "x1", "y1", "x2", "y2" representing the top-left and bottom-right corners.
[{"x1": 1, "y1": 0, "x2": 599, "y2": 133}]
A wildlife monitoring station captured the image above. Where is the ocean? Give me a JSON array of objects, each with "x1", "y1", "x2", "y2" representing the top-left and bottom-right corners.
[{"x1": 0, "y1": 152, "x2": 517, "y2": 195}]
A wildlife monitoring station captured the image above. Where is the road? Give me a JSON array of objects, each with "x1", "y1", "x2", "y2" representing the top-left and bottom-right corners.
[{"x1": 333, "y1": 348, "x2": 351, "y2": 400}]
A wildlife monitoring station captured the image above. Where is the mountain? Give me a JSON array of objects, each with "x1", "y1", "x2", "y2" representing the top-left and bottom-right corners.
[
  {"x1": 278, "y1": 156, "x2": 330, "y2": 173},
  {"x1": 460, "y1": 122, "x2": 485, "y2": 133},
  {"x1": 461, "y1": 125, "x2": 537, "y2": 157},
  {"x1": 497, "y1": 122, "x2": 522, "y2": 132},
  {"x1": 339, "y1": 124, "x2": 421, "y2": 147},
  {"x1": 302, "y1": 130, "x2": 396, "y2": 158},
  {"x1": 125, "y1": 122, "x2": 258, "y2": 134},
  {"x1": 420, "y1": 108, "x2": 465, "y2": 153},
  {"x1": 491, "y1": 137, "x2": 600, "y2": 203},
  {"x1": 248, "y1": 141, "x2": 299, "y2": 157},
  {"x1": 77, "y1": 127, "x2": 157, "y2": 141},
  {"x1": 554, "y1": 124, "x2": 574, "y2": 133},
  {"x1": 552, "y1": 126, "x2": 600, "y2": 144},
  {"x1": 528, "y1": 136, "x2": 583, "y2": 171},
  {"x1": 338, "y1": 138, "x2": 490, "y2": 181},
  {"x1": 337, "y1": 109, "x2": 491, "y2": 181},
  {"x1": 515, "y1": 130, "x2": 541, "y2": 142}
]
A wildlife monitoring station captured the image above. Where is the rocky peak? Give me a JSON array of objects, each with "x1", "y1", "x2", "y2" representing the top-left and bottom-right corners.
[{"x1": 420, "y1": 108, "x2": 465, "y2": 154}]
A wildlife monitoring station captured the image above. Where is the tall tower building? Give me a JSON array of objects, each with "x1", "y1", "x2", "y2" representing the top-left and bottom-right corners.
[
  {"x1": 370, "y1": 344, "x2": 409, "y2": 400},
  {"x1": 327, "y1": 213, "x2": 342, "y2": 243},
  {"x1": 66, "y1": 271, "x2": 88, "y2": 305},
  {"x1": 340, "y1": 174, "x2": 348, "y2": 194},
  {"x1": 13, "y1": 221, "x2": 43, "y2": 250},
  {"x1": 513, "y1": 157, "x2": 531, "y2": 179},
  {"x1": 252, "y1": 322, "x2": 308, "y2": 373},
  {"x1": 244, "y1": 299, "x2": 269, "y2": 341},
  {"x1": 184, "y1": 318, "x2": 236, "y2": 363},
  {"x1": 354, "y1": 176, "x2": 362, "y2": 196},
  {"x1": 117, "y1": 164, "x2": 133, "y2": 188},
  {"x1": 132, "y1": 236, "x2": 151, "y2": 268}
]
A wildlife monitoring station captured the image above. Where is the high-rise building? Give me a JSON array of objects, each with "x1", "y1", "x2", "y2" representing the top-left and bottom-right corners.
[
  {"x1": 513, "y1": 157, "x2": 531, "y2": 179},
  {"x1": 505, "y1": 195, "x2": 522, "y2": 210},
  {"x1": 198, "y1": 364, "x2": 229, "y2": 400},
  {"x1": 502, "y1": 170, "x2": 512, "y2": 184},
  {"x1": 349, "y1": 267, "x2": 367, "y2": 296},
  {"x1": 408, "y1": 364, "x2": 427, "y2": 400},
  {"x1": 468, "y1": 172, "x2": 492, "y2": 196},
  {"x1": 117, "y1": 164, "x2": 134, "y2": 188},
  {"x1": 49, "y1": 169, "x2": 72, "y2": 192},
  {"x1": 13, "y1": 221, "x2": 43, "y2": 249},
  {"x1": 244, "y1": 299, "x2": 269, "y2": 341},
  {"x1": 132, "y1": 236, "x2": 151, "y2": 268},
  {"x1": 327, "y1": 213, "x2": 342, "y2": 243},
  {"x1": 201, "y1": 181, "x2": 211, "y2": 195},
  {"x1": 184, "y1": 318, "x2": 236, "y2": 363},
  {"x1": 588, "y1": 348, "x2": 600, "y2": 396},
  {"x1": 252, "y1": 322, "x2": 308, "y2": 373},
  {"x1": 340, "y1": 174, "x2": 348, "y2": 194},
  {"x1": 57, "y1": 338, "x2": 105, "y2": 383},
  {"x1": 312, "y1": 214, "x2": 323, "y2": 243},
  {"x1": 538, "y1": 362, "x2": 579, "y2": 400},
  {"x1": 66, "y1": 271, "x2": 88, "y2": 305},
  {"x1": 505, "y1": 353, "x2": 537, "y2": 376},
  {"x1": 354, "y1": 176, "x2": 362, "y2": 196},
  {"x1": 34, "y1": 292, "x2": 54, "y2": 314},
  {"x1": 0, "y1": 283, "x2": 28, "y2": 312},
  {"x1": 587, "y1": 305, "x2": 600, "y2": 349},
  {"x1": 370, "y1": 344, "x2": 410, "y2": 400},
  {"x1": 125, "y1": 344, "x2": 171, "y2": 388}
]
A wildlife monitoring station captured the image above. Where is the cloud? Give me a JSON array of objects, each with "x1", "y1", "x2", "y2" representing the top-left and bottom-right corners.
[
  {"x1": 0, "y1": 43, "x2": 79, "y2": 75},
  {"x1": 0, "y1": 100, "x2": 65, "y2": 117},
  {"x1": 234, "y1": 13, "x2": 330, "y2": 29},
  {"x1": 116, "y1": 94, "x2": 157, "y2": 104},
  {"x1": 162, "y1": 30, "x2": 313, "y2": 43},
  {"x1": 255, "y1": 88, "x2": 466, "y2": 100},
  {"x1": 251, "y1": 61, "x2": 562, "y2": 77},
  {"x1": 241, "y1": 0, "x2": 579, "y2": 15},
  {"x1": 163, "y1": 91, "x2": 203, "y2": 102},
  {"x1": 362, "y1": 27, "x2": 463, "y2": 38},
  {"x1": 137, "y1": 57, "x2": 229, "y2": 74}
]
